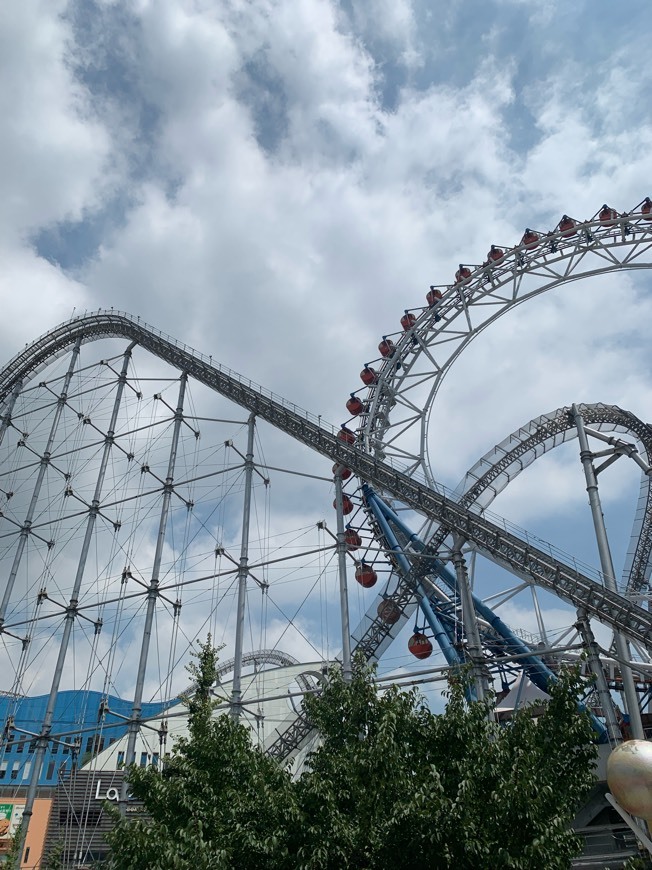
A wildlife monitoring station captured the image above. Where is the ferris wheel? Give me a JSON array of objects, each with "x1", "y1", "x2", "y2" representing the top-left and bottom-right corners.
[
  {"x1": 354, "y1": 200, "x2": 652, "y2": 476},
  {"x1": 276, "y1": 199, "x2": 652, "y2": 758}
]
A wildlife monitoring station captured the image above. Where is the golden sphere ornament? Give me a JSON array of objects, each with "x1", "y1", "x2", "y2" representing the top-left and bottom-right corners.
[{"x1": 607, "y1": 740, "x2": 652, "y2": 820}]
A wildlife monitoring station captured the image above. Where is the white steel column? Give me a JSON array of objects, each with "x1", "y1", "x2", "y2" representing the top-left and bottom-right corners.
[
  {"x1": 334, "y1": 473, "x2": 352, "y2": 681},
  {"x1": 0, "y1": 378, "x2": 21, "y2": 451},
  {"x1": 572, "y1": 404, "x2": 644, "y2": 739},
  {"x1": 576, "y1": 608, "x2": 622, "y2": 744},
  {"x1": 120, "y1": 373, "x2": 188, "y2": 809},
  {"x1": 451, "y1": 536, "x2": 488, "y2": 701},
  {"x1": 231, "y1": 414, "x2": 256, "y2": 717}
]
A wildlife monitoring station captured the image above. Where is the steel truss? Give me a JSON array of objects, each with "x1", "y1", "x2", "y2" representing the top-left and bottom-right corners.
[
  {"x1": 438, "y1": 402, "x2": 652, "y2": 592},
  {"x1": 1, "y1": 312, "x2": 649, "y2": 649},
  {"x1": 3, "y1": 311, "x2": 652, "y2": 765}
]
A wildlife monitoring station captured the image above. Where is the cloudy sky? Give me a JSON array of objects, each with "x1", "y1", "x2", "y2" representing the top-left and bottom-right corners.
[{"x1": 2, "y1": 0, "x2": 652, "y2": 700}]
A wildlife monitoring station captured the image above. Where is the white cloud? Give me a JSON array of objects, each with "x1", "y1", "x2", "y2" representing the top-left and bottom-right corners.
[
  {"x1": 0, "y1": 244, "x2": 90, "y2": 342},
  {"x1": 2, "y1": 0, "x2": 652, "y2": 716},
  {"x1": 0, "y1": 1, "x2": 111, "y2": 240}
]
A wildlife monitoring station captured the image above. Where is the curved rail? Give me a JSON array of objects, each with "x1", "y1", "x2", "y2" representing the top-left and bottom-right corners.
[
  {"x1": 215, "y1": 649, "x2": 300, "y2": 679},
  {"x1": 357, "y1": 207, "x2": 652, "y2": 478},
  {"x1": 449, "y1": 402, "x2": 652, "y2": 593},
  {"x1": 349, "y1": 402, "x2": 652, "y2": 668},
  {"x1": 178, "y1": 649, "x2": 317, "y2": 698}
]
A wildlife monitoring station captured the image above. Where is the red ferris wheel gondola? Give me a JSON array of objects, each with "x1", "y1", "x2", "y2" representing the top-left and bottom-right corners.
[
  {"x1": 355, "y1": 562, "x2": 377, "y2": 588},
  {"x1": 598, "y1": 204, "x2": 618, "y2": 227},
  {"x1": 408, "y1": 632, "x2": 433, "y2": 660},
  {"x1": 346, "y1": 394, "x2": 364, "y2": 416},
  {"x1": 344, "y1": 528, "x2": 362, "y2": 550},
  {"x1": 486, "y1": 245, "x2": 505, "y2": 264},
  {"x1": 427, "y1": 286, "x2": 443, "y2": 306},
  {"x1": 454, "y1": 266, "x2": 472, "y2": 285},
  {"x1": 337, "y1": 426, "x2": 356, "y2": 444},
  {"x1": 360, "y1": 366, "x2": 378, "y2": 386},
  {"x1": 333, "y1": 494, "x2": 354, "y2": 515},
  {"x1": 400, "y1": 311, "x2": 417, "y2": 331},
  {"x1": 558, "y1": 214, "x2": 577, "y2": 237},
  {"x1": 332, "y1": 463, "x2": 352, "y2": 480},
  {"x1": 377, "y1": 599, "x2": 401, "y2": 625},
  {"x1": 520, "y1": 229, "x2": 540, "y2": 250}
]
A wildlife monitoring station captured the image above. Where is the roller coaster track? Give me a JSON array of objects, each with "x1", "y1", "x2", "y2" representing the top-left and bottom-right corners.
[
  {"x1": 4, "y1": 312, "x2": 652, "y2": 760},
  {"x1": 2, "y1": 311, "x2": 652, "y2": 648},
  {"x1": 341, "y1": 403, "x2": 652, "y2": 673},
  {"x1": 447, "y1": 402, "x2": 652, "y2": 591}
]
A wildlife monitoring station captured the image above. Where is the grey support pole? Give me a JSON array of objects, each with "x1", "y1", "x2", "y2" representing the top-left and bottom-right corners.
[
  {"x1": 0, "y1": 342, "x2": 82, "y2": 630},
  {"x1": 120, "y1": 373, "x2": 188, "y2": 810},
  {"x1": 17, "y1": 344, "x2": 134, "y2": 860},
  {"x1": 334, "y1": 473, "x2": 352, "y2": 682},
  {"x1": 576, "y1": 608, "x2": 622, "y2": 744},
  {"x1": 0, "y1": 378, "x2": 21, "y2": 451},
  {"x1": 231, "y1": 414, "x2": 256, "y2": 717},
  {"x1": 572, "y1": 404, "x2": 644, "y2": 739},
  {"x1": 451, "y1": 536, "x2": 488, "y2": 701}
]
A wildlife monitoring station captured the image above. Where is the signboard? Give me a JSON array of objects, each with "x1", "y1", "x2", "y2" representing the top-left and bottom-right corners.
[{"x1": 0, "y1": 803, "x2": 24, "y2": 854}]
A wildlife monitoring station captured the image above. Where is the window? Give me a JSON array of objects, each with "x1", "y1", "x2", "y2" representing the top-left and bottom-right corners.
[
  {"x1": 16, "y1": 739, "x2": 24, "y2": 754},
  {"x1": 22, "y1": 762, "x2": 31, "y2": 780},
  {"x1": 117, "y1": 751, "x2": 125, "y2": 768},
  {"x1": 139, "y1": 752, "x2": 148, "y2": 768},
  {"x1": 152, "y1": 753, "x2": 159, "y2": 767},
  {"x1": 46, "y1": 761, "x2": 55, "y2": 780},
  {"x1": 0, "y1": 762, "x2": 7, "y2": 780},
  {"x1": 60, "y1": 808, "x2": 102, "y2": 827},
  {"x1": 28, "y1": 741, "x2": 35, "y2": 754},
  {"x1": 10, "y1": 762, "x2": 19, "y2": 780}
]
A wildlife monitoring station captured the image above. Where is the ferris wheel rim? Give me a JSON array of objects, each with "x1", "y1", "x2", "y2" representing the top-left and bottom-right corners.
[{"x1": 357, "y1": 206, "x2": 652, "y2": 478}]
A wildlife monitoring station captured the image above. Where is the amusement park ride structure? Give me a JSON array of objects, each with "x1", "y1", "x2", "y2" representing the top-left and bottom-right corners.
[{"x1": 2, "y1": 199, "x2": 652, "y2": 858}]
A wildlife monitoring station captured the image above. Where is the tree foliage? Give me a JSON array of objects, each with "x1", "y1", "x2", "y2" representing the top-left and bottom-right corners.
[
  {"x1": 104, "y1": 641, "x2": 598, "y2": 870},
  {"x1": 104, "y1": 638, "x2": 299, "y2": 869}
]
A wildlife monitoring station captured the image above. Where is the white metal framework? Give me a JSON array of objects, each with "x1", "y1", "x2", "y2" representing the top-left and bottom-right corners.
[
  {"x1": 2, "y1": 200, "x2": 652, "y2": 821},
  {"x1": 358, "y1": 207, "x2": 652, "y2": 478}
]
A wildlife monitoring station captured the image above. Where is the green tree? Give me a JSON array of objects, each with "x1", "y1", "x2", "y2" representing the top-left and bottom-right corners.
[
  {"x1": 105, "y1": 642, "x2": 598, "y2": 870},
  {"x1": 297, "y1": 662, "x2": 597, "y2": 869},
  {"x1": 104, "y1": 638, "x2": 299, "y2": 869},
  {"x1": 41, "y1": 838, "x2": 65, "y2": 870},
  {"x1": 2, "y1": 821, "x2": 23, "y2": 869}
]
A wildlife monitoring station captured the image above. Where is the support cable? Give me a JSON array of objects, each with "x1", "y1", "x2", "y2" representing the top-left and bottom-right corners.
[
  {"x1": 16, "y1": 343, "x2": 134, "y2": 858},
  {"x1": 118, "y1": 373, "x2": 188, "y2": 812}
]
